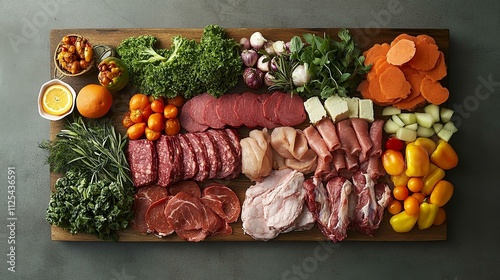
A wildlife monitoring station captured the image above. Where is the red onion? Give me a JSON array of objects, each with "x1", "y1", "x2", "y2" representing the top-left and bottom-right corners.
[
  {"x1": 241, "y1": 49, "x2": 258, "y2": 67},
  {"x1": 264, "y1": 72, "x2": 276, "y2": 87},
  {"x1": 250, "y1": 32, "x2": 266, "y2": 50},
  {"x1": 243, "y1": 67, "x2": 264, "y2": 89},
  {"x1": 239, "y1": 37, "x2": 251, "y2": 50},
  {"x1": 257, "y1": 55, "x2": 270, "y2": 72}
]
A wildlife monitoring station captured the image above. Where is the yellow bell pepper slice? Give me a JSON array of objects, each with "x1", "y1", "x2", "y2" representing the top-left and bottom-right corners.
[
  {"x1": 390, "y1": 211, "x2": 418, "y2": 233},
  {"x1": 414, "y1": 137, "x2": 437, "y2": 155},
  {"x1": 417, "y1": 202, "x2": 439, "y2": 230},
  {"x1": 430, "y1": 140, "x2": 458, "y2": 170},
  {"x1": 405, "y1": 143, "x2": 430, "y2": 177},
  {"x1": 422, "y1": 164, "x2": 445, "y2": 195}
]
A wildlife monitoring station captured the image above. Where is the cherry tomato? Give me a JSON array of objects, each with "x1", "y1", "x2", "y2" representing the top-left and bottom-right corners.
[
  {"x1": 167, "y1": 95, "x2": 185, "y2": 107},
  {"x1": 129, "y1": 93, "x2": 150, "y2": 111},
  {"x1": 404, "y1": 196, "x2": 420, "y2": 215},
  {"x1": 151, "y1": 99, "x2": 165, "y2": 113},
  {"x1": 129, "y1": 109, "x2": 143, "y2": 123},
  {"x1": 429, "y1": 180, "x2": 454, "y2": 207},
  {"x1": 122, "y1": 112, "x2": 134, "y2": 128},
  {"x1": 387, "y1": 200, "x2": 402, "y2": 215},
  {"x1": 382, "y1": 150, "x2": 405, "y2": 176},
  {"x1": 165, "y1": 117, "x2": 181, "y2": 135},
  {"x1": 163, "y1": 104, "x2": 179, "y2": 119},
  {"x1": 385, "y1": 137, "x2": 404, "y2": 151},
  {"x1": 145, "y1": 127, "x2": 161, "y2": 141},
  {"x1": 433, "y1": 208, "x2": 446, "y2": 225},
  {"x1": 126, "y1": 122, "x2": 146, "y2": 140},
  {"x1": 147, "y1": 113, "x2": 165, "y2": 132},
  {"x1": 411, "y1": 192, "x2": 426, "y2": 204},
  {"x1": 393, "y1": 185, "x2": 409, "y2": 201},
  {"x1": 407, "y1": 177, "x2": 424, "y2": 193},
  {"x1": 141, "y1": 104, "x2": 153, "y2": 120}
]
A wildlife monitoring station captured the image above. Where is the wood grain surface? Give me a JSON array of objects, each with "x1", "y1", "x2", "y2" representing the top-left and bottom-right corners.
[{"x1": 49, "y1": 28, "x2": 449, "y2": 242}]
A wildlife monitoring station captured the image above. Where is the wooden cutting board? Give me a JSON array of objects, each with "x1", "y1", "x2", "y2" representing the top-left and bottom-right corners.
[{"x1": 49, "y1": 28, "x2": 449, "y2": 242}]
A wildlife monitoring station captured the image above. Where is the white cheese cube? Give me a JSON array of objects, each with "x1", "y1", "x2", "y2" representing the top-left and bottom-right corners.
[
  {"x1": 358, "y1": 99, "x2": 374, "y2": 122},
  {"x1": 324, "y1": 95, "x2": 349, "y2": 123},
  {"x1": 343, "y1": 97, "x2": 359, "y2": 118},
  {"x1": 304, "y1": 97, "x2": 327, "y2": 124}
]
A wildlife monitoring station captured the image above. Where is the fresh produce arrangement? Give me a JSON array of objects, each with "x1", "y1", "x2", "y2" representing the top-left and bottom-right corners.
[
  {"x1": 54, "y1": 34, "x2": 94, "y2": 75},
  {"x1": 40, "y1": 27, "x2": 457, "y2": 242}
]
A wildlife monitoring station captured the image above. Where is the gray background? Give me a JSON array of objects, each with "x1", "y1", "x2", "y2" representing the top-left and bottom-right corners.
[{"x1": 1, "y1": 0, "x2": 499, "y2": 279}]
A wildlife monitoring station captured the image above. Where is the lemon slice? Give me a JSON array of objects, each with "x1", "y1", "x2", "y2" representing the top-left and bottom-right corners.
[{"x1": 42, "y1": 84, "x2": 73, "y2": 116}]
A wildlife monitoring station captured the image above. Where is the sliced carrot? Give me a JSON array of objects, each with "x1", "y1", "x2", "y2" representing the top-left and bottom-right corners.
[
  {"x1": 378, "y1": 66, "x2": 411, "y2": 101},
  {"x1": 420, "y1": 77, "x2": 449, "y2": 105},
  {"x1": 368, "y1": 76, "x2": 394, "y2": 105},
  {"x1": 407, "y1": 40, "x2": 440, "y2": 71},
  {"x1": 405, "y1": 73, "x2": 426, "y2": 101},
  {"x1": 420, "y1": 51, "x2": 447, "y2": 81},
  {"x1": 390, "y1": 33, "x2": 417, "y2": 47},
  {"x1": 364, "y1": 43, "x2": 390, "y2": 65},
  {"x1": 416, "y1": 34, "x2": 436, "y2": 45},
  {"x1": 374, "y1": 60, "x2": 393, "y2": 76},
  {"x1": 393, "y1": 95, "x2": 426, "y2": 111},
  {"x1": 386, "y1": 39, "x2": 416, "y2": 66},
  {"x1": 357, "y1": 80, "x2": 371, "y2": 99},
  {"x1": 400, "y1": 65, "x2": 419, "y2": 77},
  {"x1": 366, "y1": 56, "x2": 386, "y2": 81}
]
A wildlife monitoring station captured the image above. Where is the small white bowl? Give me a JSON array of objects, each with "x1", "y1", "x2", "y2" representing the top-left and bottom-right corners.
[{"x1": 38, "y1": 79, "x2": 76, "y2": 121}]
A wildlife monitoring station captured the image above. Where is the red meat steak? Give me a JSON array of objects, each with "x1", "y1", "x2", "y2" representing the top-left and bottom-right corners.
[
  {"x1": 203, "y1": 95, "x2": 226, "y2": 129},
  {"x1": 179, "y1": 100, "x2": 208, "y2": 133},
  {"x1": 251, "y1": 93, "x2": 279, "y2": 129},
  {"x1": 263, "y1": 91, "x2": 286, "y2": 124},
  {"x1": 202, "y1": 183, "x2": 241, "y2": 223},
  {"x1": 145, "y1": 197, "x2": 174, "y2": 236},
  {"x1": 131, "y1": 185, "x2": 169, "y2": 234},
  {"x1": 165, "y1": 192, "x2": 205, "y2": 232},
  {"x1": 276, "y1": 93, "x2": 307, "y2": 126},
  {"x1": 235, "y1": 92, "x2": 259, "y2": 128},
  {"x1": 189, "y1": 93, "x2": 213, "y2": 125},
  {"x1": 216, "y1": 93, "x2": 242, "y2": 127},
  {"x1": 169, "y1": 180, "x2": 202, "y2": 198}
]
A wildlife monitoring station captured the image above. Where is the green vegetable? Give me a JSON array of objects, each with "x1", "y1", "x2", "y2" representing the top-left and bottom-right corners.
[
  {"x1": 116, "y1": 25, "x2": 242, "y2": 99},
  {"x1": 270, "y1": 29, "x2": 371, "y2": 99},
  {"x1": 46, "y1": 170, "x2": 134, "y2": 241},
  {"x1": 39, "y1": 117, "x2": 131, "y2": 187},
  {"x1": 40, "y1": 116, "x2": 135, "y2": 240}
]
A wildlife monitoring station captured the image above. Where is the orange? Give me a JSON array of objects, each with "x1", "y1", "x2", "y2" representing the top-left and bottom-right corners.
[{"x1": 76, "y1": 84, "x2": 113, "y2": 118}]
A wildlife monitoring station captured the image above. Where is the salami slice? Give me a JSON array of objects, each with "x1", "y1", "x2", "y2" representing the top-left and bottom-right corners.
[
  {"x1": 197, "y1": 132, "x2": 220, "y2": 180},
  {"x1": 207, "y1": 129, "x2": 238, "y2": 179},
  {"x1": 178, "y1": 134, "x2": 198, "y2": 180},
  {"x1": 187, "y1": 133, "x2": 210, "y2": 182},
  {"x1": 126, "y1": 140, "x2": 158, "y2": 188},
  {"x1": 156, "y1": 135, "x2": 174, "y2": 187}
]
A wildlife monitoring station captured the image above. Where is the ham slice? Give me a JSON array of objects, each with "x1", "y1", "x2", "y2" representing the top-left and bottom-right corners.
[
  {"x1": 303, "y1": 125, "x2": 332, "y2": 162},
  {"x1": 369, "y1": 119, "x2": 385, "y2": 157},
  {"x1": 337, "y1": 119, "x2": 362, "y2": 156},
  {"x1": 315, "y1": 118, "x2": 341, "y2": 151},
  {"x1": 350, "y1": 118, "x2": 373, "y2": 163}
]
